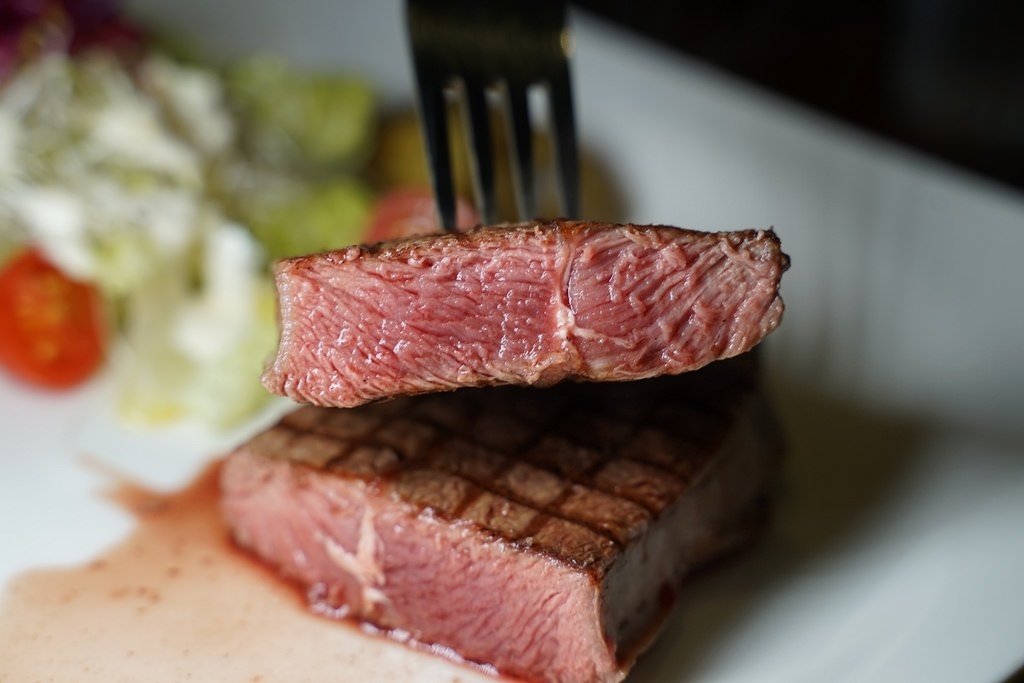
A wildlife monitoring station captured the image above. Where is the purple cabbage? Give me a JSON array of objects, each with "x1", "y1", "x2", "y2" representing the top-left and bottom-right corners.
[{"x1": 0, "y1": 0, "x2": 143, "y2": 80}]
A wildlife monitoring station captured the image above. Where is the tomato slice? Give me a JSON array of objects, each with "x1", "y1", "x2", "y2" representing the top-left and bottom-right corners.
[
  {"x1": 365, "y1": 187, "x2": 480, "y2": 243},
  {"x1": 0, "y1": 247, "x2": 106, "y2": 389}
]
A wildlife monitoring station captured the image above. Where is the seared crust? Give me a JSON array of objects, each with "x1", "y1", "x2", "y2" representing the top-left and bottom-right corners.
[{"x1": 239, "y1": 353, "x2": 768, "y2": 577}]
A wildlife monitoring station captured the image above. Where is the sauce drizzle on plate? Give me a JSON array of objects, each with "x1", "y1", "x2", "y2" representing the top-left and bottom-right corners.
[{"x1": 0, "y1": 462, "x2": 496, "y2": 682}]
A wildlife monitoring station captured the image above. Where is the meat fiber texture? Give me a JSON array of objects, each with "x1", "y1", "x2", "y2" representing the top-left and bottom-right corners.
[
  {"x1": 261, "y1": 221, "x2": 787, "y2": 408},
  {"x1": 221, "y1": 354, "x2": 783, "y2": 683}
]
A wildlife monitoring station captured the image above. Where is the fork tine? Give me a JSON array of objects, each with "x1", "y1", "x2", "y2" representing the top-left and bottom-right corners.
[
  {"x1": 505, "y1": 80, "x2": 536, "y2": 220},
  {"x1": 406, "y1": 0, "x2": 578, "y2": 227},
  {"x1": 461, "y1": 78, "x2": 498, "y2": 225},
  {"x1": 547, "y1": 62, "x2": 580, "y2": 219},
  {"x1": 412, "y1": 68, "x2": 458, "y2": 231}
]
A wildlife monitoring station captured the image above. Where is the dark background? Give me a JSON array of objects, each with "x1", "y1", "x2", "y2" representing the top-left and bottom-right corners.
[{"x1": 574, "y1": 0, "x2": 1024, "y2": 193}]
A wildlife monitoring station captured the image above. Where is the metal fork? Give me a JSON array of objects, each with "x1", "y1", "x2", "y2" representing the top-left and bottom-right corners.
[{"x1": 405, "y1": 0, "x2": 579, "y2": 229}]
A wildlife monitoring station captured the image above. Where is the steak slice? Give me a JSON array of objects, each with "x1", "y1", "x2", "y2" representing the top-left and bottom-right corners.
[
  {"x1": 222, "y1": 353, "x2": 783, "y2": 683},
  {"x1": 261, "y1": 220, "x2": 787, "y2": 408}
]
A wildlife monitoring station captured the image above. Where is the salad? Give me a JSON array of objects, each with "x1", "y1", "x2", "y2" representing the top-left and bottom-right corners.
[{"x1": 0, "y1": 1, "x2": 464, "y2": 427}]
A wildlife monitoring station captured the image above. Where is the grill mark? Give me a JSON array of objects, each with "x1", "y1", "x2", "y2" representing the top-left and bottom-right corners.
[
  {"x1": 495, "y1": 408, "x2": 709, "y2": 519},
  {"x1": 415, "y1": 415, "x2": 628, "y2": 544},
  {"x1": 519, "y1": 484, "x2": 581, "y2": 543},
  {"x1": 511, "y1": 409, "x2": 623, "y2": 481},
  {"x1": 446, "y1": 450, "x2": 518, "y2": 519},
  {"x1": 614, "y1": 414, "x2": 731, "y2": 487},
  {"x1": 305, "y1": 405, "x2": 711, "y2": 493},
  {"x1": 433, "y1": 452, "x2": 624, "y2": 550},
  {"x1": 588, "y1": 462, "x2": 686, "y2": 516},
  {"x1": 513, "y1": 413, "x2": 687, "y2": 517},
  {"x1": 284, "y1": 404, "x2": 701, "y2": 523},
  {"x1": 260, "y1": 358, "x2": 755, "y2": 554},
  {"x1": 519, "y1": 512, "x2": 554, "y2": 544},
  {"x1": 448, "y1": 485, "x2": 487, "y2": 520},
  {"x1": 280, "y1": 413, "x2": 631, "y2": 548},
  {"x1": 325, "y1": 453, "x2": 352, "y2": 471}
]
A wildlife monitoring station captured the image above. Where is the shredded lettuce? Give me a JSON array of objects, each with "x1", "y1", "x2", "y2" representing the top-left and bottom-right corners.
[
  {"x1": 114, "y1": 224, "x2": 279, "y2": 427},
  {"x1": 224, "y1": 54, "x2": 376, "y2": 170},
  {"x1": 243, "y1": 178, "x2": 373, "y2": 259}
]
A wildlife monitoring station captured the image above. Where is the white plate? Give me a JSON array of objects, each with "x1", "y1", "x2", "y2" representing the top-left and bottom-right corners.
[{"x1": 3, "y1": 2, "x2": 1024, "y2": 681}]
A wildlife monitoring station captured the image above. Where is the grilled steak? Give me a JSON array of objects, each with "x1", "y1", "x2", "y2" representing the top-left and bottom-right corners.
[
  {"x1": 222, "y1": 353, "x2": 783, "y2": 683},
  {"x1": 261, "y1": 221, "x2": 787, "y2": 408}
]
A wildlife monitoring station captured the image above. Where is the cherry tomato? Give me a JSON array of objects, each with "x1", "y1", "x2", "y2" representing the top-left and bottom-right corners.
[
  {"x1": 365, "y1": 187, "x2": 480, "y2": 243},
  {"x1": 0, "y1": 247, "x2": 106, "y2": 389}
]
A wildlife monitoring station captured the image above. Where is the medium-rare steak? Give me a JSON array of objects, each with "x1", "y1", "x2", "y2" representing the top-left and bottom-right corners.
[
  {"x1": 222, "y1": 353, "x2": 783, "y2": 683},
  {"x1": 261, "y1": 220, "x2": 787, "y2": 408}
]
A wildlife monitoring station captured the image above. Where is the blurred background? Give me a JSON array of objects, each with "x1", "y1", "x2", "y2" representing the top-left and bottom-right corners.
[
  {"x1": 576, "y1": 0, "x2": 1024, "y2": 193},
  {"x1": 2, "y1": 2, "x2": 1024, "y2": 680}
]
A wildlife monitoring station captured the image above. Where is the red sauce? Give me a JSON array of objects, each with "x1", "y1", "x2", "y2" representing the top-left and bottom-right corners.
[{"x1": 0, "y1": 461, "x2": 495, "y2": 683}]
